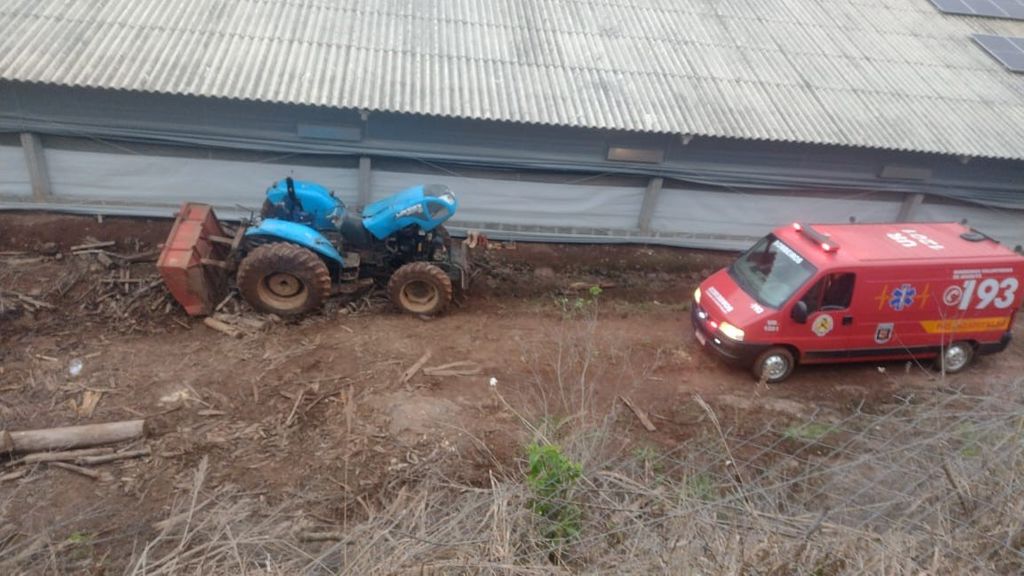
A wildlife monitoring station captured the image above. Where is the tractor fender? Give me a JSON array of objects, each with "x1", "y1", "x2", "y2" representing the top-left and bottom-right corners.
[{"x1": 244, "y1": 218, "x2": 344, "y2": 266}]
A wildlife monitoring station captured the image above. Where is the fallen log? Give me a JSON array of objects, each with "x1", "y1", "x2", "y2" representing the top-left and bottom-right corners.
[
  {"x1": 17, "y1": 447, "x2": 114, "y2": 465},
  {"x1": 203, "y1": 317, "x2": 244, "y2": 338},
  {"x1": 399, "y1": 351, "x2": 432, "y2": 384},
  {"x1": 0, "y1": 468, "x2": 28, "y2": 483},
  {"x1": 212, "y1": 312, "x2": 270, "y2": 332},
  {"x1": 423, "y1": 361, "x2": 482, "y2": 377},
  {"x1": 75, "y1": 447, "x2": 151, "y2": 465},
  {"x1": 70, "y1": 240, "x2": 116, "y2": 252},
  {"x1": 50, "y1": 461, "x2": 114, "y2": 482},
  {"x1": 0, "y1": 291, "x2": 54, "y2": 310},
  {"x1": 2, "y1": 420, "x2": 146, "y2": 454},
  {"x1": 618, "y1": 396, "x2": 657, "y2": 432}
]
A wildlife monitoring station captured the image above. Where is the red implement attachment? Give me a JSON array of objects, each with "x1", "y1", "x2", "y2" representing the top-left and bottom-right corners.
[{"x1": 157, "y1": 203, "x2": 241, "y2": 316}]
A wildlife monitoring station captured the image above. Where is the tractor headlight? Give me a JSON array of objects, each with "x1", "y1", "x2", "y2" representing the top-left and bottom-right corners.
[
  {"x1": 718, "y1": 321, "x2": 745, "y2": 341},
  {"x1": 693, "y1": 287, "x2": 701, "y2": 304}
]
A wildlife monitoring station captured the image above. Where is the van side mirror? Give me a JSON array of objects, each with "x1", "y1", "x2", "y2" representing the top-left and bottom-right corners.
[{"x1": 791, "y1": 301, "x2": 809, "y2": 324}]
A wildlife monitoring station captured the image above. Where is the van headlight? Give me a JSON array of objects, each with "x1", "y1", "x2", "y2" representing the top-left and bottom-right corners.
[
  {"x1": 693, "y1": 287, "x2": 701, "y2": 304},
  {"x1": 718, "y1": 321, "x2": 745, "y2": 341}
]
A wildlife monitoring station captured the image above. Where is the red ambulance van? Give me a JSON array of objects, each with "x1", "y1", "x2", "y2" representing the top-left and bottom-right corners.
[{"x1": 692, "y1": 222, "x2": 1024, "y2": 383}]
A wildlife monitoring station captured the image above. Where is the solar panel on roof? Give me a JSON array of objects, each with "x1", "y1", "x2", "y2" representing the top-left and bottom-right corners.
[
  {"x1": 930, "y1": 0, "x2": 1024, "y2": 20},
  {"x1": 973, "y1": 34, "x2": 1024, "y2": 72}
]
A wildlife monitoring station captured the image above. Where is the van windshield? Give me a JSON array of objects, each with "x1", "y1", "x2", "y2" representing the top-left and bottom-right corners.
[{"x1": 728, "y1": 234, "x2": 817, "y2": 309}]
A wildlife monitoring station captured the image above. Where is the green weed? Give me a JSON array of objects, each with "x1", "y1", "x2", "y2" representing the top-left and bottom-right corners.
[
  {"x1": 526, "y1": 442, "x2": 583, "y2": 544},
  {"x1": 783, "y1": 422, "x2": 836, "y2": 442}
]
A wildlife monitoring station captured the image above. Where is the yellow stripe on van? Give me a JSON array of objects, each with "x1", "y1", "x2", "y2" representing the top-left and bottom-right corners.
[{"x1": 919, "y1": 317, "x2": 1011, "y2": 334}]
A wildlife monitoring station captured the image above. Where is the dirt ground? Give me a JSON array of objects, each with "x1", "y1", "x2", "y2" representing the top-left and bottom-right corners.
[{"x1": 1, "y1": 212, "x2": 1022, "y2": 573}]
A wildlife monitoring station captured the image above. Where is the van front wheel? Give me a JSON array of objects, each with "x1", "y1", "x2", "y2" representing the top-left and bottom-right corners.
[
  {"x1": 937, "y1": 341, "x2": 974, "y2": 374},
  {"x1": 752, "y1": 347, "x2": 795, "y2": 384}
]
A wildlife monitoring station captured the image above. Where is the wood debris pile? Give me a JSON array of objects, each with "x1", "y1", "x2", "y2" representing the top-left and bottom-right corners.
[
  {"x1": 66, "y1": 239, "x2": 171, "y2": 322},
  {"x1": 0, "y1": 289, "x2": 54, "y2": 321}
]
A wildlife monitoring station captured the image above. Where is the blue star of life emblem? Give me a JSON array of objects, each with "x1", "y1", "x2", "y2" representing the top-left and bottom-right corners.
[{"x1": 889, "y1": 284, "x2": 916, "y2": 311}]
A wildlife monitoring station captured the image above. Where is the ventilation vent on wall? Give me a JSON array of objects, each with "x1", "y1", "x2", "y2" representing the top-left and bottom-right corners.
[{"x1": 607, "y1": 146, "x2": 664, "y2": 164}]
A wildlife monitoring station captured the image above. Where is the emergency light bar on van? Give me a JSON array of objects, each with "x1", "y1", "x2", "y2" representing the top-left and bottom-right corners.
[{"x1": 792, "y1": 222, "x2": 839, "y2": 253}]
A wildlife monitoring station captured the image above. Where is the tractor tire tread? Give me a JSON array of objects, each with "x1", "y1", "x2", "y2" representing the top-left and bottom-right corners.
[
  {"x1": 237, "y1": 243, "x2": 331, "y2": 316},
  {"x1": 388, "y1": 262, "x2": 453, "y2": 316}
]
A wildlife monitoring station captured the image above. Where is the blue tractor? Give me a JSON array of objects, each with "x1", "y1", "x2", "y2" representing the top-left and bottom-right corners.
[{"x1": 230, "y1": 177, "x2": 469, "y2": 316}]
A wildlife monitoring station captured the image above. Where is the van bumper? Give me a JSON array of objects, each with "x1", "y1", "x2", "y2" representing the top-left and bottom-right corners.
[
  {"x1": 691, "y1": 305, "x2": 769, "y2": 366},
  {"x1": 978, "y1": 331, "x2": 1012, "y2": 355}
]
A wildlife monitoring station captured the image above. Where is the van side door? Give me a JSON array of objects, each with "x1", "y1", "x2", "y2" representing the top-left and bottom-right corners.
[{"x1": 782, "y1": 272, "x2": 857, "y2": 360}]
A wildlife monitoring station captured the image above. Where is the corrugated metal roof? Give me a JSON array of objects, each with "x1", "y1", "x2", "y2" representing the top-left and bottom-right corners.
[{"x1": 2, "y1": 0, "x2": 1024, "y2": 159}]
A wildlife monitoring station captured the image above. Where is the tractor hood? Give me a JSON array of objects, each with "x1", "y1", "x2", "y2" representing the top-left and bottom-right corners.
[
  {"x1": 263, "y1": 178, "x2": 345, "y2": 232},
  {"x1": 362, "y1": 184, "x2": 458, "y2": 240}
]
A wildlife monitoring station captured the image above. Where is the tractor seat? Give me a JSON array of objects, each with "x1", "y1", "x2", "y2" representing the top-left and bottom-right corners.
[{"x1": 339, "y1": 215, "x2": 375, "y2": 249}]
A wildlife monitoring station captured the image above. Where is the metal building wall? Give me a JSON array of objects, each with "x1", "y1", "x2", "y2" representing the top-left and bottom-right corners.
[{"x1": 1, "y1": 83, "x2": 1022, "y2": 250}]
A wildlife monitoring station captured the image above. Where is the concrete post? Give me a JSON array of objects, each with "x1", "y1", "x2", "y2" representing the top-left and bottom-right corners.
[
  {"x1": 896, "y1": 192, "x2": 924, "y2": 222},
  {"x1": 19, "y1": 132, "x2": 51, "y2": 201},
  {"x1": 637, "y1": 176, "x2": 664, "y2": 234},
  {"x1": 357, "y1": 156, "x2": 371, "y2": 208}
]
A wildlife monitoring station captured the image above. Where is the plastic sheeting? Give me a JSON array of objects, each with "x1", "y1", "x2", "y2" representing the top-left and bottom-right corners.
[
  {"x1": 371, "y1": 170, "x2": 645, "y2": 230},
  {"x1": 653, "y1": 189, "x2": 902, "y2": 240},
  {"x1": 913, "y1": 203, "x2": 1024, "y2": 250},
  {"x1": 44, "y1": 148, "x2": 360, "y2": 208},
  {"x1": 0, "y1": 143, "x2": 29, "y2": 195},
  {"x1": 1, "y1": 84, "x2": 1023, "y2": 210},
  {"x1": 1, "y1": 144, "x2": 1022, "y2": 252}
]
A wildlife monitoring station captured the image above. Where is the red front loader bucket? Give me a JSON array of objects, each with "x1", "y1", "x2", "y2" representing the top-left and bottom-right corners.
[{"x1": 157, "y1": 203, "x2": 236, "y2": 316}]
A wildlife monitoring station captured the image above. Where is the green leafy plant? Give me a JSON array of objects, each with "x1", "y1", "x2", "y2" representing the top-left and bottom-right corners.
[
  {"x1": 66, "y1": 532, "x2": 91, "y2": 545},
  {"x1": 554, "y1": 285, "x2": 603, "y2": 319},
  {"x1": 956, "y1": 423, "x2": 983, "y2": 457},
  {"x1": 783, "y1": 421, "x2": 836, "y2": 442},
  {"x1": 526, "y1": 442, "x2": 583, "y2": 544},
  {"x1": 683, "y1": 473, "x2": 716, "y2": 501}
]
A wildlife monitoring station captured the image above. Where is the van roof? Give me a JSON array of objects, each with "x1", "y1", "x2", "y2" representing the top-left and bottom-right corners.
[{"x1": 774, "y1": 222, "x2": 1023, "y2": 266}]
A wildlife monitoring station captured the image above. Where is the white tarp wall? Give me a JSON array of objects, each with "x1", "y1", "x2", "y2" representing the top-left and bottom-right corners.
[
  {"x1": 44, "y1": 148, "x2": 360, "y2": 210},
  {"x1": 652, "y1": 189, "x2": 902, "y2": 239},
  {"x1": 0, "y1": 142, "x2": 29, "y2": 196},
  {"x1": 1, "y1": 139, "x2": 1022, "y2": 252},
  {"x1": 372, "y1": 170, "x2": 646, "y2": 231}
]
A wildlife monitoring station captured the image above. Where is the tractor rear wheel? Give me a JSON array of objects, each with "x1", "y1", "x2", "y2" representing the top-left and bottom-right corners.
[
  {"x1": 388, "y1": 262, "x2": 452, "y2": 316},
  {"x1": 237, "y1": 243, "x2": 331, "y2": 316}
]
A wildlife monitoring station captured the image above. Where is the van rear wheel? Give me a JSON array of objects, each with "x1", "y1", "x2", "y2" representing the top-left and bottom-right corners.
[
  {"x1": 753, "y1": 347, "x2": 795, "y2": 384},
  {"x1": 936, "y1": 341, "x2": 974, "y2": 374}
]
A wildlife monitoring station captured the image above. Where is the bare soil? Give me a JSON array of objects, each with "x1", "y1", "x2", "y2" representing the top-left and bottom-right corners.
[{"x1": 1, "y1": 212, "x2": 1021, "y2": 573}]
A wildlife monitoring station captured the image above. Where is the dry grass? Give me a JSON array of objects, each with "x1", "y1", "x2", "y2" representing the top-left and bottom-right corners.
[
  {"x1": 2, "y1": 315, "x2": 1022, "y2": 575},
  {"x1": 81, "y1": 381, "x2": 1021, "y2": 575}
]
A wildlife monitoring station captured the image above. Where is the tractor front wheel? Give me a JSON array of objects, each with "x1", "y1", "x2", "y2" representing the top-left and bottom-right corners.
[
  {"x1": 237, "y1": 243, "x2": 332, "y2": 316},
  {"x1": 388, "y1": 262, "x2": 453, "y2": 316}
]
